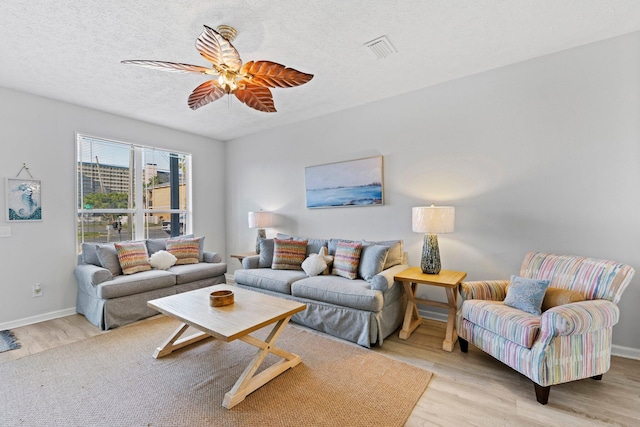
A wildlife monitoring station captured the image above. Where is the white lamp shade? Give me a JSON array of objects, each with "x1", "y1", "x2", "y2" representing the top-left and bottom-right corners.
[
  {"x1": 248, "y1": 211, "x2": 274, "y2": 229},
  {"x1": 412, "y1": 206, "x2": 455, "y2": 234}
]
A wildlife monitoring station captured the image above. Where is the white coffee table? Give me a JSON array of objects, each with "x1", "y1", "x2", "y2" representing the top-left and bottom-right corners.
[{"x1": 147, "y1": 284, "x2": 306, "y2": 409}]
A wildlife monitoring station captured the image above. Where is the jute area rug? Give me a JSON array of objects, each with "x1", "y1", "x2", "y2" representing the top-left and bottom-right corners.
[{"x1": 0, "y1": 315, "x2": 432, "y2": 426}]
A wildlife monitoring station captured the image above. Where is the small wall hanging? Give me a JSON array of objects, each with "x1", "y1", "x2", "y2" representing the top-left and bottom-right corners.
[{"x1": 6, "y1": 163, "x2": 42, "y2": 221}]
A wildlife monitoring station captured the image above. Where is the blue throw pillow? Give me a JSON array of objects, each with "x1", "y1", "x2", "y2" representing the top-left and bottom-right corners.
[{"x1": 503, "y1": 275, "x2": 550, "y2": 315}]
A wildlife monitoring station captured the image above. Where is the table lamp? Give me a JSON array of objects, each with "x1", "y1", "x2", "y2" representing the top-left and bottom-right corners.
[
  {"x1": 248, "y1": 211, "x2": 274, "y2": 254},
  {"x1": 412, "y1": 205, "x2": 455, "y2": 274}
]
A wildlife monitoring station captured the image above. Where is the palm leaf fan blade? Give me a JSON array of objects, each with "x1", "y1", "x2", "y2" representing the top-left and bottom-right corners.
[
  {"x1": 120, "y1": 60, "x2": 211, "y2": 75},
  {"x1": 234, "y1": 85, "x2": 276, "y2": 112},
  {"x1": 195, "y1": 25, "x2": 242, "y2": 71},
  {"x1": 240, "y1": 61, "x2": 314, "y2": 88},
  {"x1": 188, "y1": 80, "x2": 225, "y2": 110}
]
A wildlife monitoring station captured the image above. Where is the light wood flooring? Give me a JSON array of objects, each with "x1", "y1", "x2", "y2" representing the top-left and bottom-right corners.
[{"x1": 1, "y1": 315, "x2": 639, "y2": 426}]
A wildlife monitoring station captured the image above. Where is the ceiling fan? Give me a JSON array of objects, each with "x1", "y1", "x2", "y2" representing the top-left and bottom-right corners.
[{"x1": 122, "y1": 25, "x2": 313, "y2": 113}]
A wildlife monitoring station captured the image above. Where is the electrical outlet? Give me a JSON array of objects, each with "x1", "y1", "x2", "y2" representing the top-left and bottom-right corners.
[{"x1": 33, "y1": 283, "x2": 43, "y2": 297}]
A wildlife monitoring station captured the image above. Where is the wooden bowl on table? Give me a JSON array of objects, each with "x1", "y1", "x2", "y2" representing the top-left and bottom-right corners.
[{"x1": 210, "y1": 290, "x2": 234, "y2": 307}]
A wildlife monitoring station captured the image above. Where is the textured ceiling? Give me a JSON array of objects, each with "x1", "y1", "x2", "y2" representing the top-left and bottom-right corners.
[{"x1": 1, "y1": 1, "x2": 640, "y2": 141}]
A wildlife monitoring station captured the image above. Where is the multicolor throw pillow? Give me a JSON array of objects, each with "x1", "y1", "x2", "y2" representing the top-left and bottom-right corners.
[
  {"x1": 332, "y1": 241, "x2": 363, "y2": 280},
  {"x1": 114, "y1": 241, "x2": 152, "y2": 275},
  {"x1": 503, "y1": 275, "x2": 550, "y2": 315},
  {"x1": 272, "y1": 238, "x2": 308, "y2": 270},
  {"x1": 166, "y1": 238, "x2": 200, "y2": 265}
]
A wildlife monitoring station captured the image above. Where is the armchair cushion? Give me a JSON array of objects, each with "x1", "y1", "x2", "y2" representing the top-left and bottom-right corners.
[
  {"x1": 503, "y1": 275, "x2": 550, "y2": 315},
  {"x1": 461, "y1": 300, "x2": 541, "y2": 348},
  {"x1": 541, "y1": 287, "x2": 585, "y2": 311}
]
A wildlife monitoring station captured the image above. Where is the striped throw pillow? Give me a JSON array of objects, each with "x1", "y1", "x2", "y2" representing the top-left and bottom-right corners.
[
  {"x1": 272, "y1": 238, "x2": 308, "y2": 270},
  {"x1": 114, "y1": 241, "x2": 152, "y2": 275},
  {"x1": 166, "y1": 238, "x2": 200, "y2": 265},
  {"x1": 332, "y1": 241, "x2": 363, "y2": 279}
]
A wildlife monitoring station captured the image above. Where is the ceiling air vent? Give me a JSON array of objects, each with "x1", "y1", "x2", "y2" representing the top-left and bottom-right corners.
[{"x1": 364, "y1": 35, "x2": 397, "y2": 59}]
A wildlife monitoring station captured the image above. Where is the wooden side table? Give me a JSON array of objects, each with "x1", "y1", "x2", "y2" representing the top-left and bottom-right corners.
[
  {"x1": 394, "y1": 267, "x2": 467, "y2": 351},
  {"x1": 230, "y1": 252, "x2": 258, "y2": 264}
]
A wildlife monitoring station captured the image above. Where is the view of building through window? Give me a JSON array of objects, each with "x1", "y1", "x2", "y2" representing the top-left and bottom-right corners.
[{"x1": 76, "y1": 134, "x2": 191, "y2": 251}]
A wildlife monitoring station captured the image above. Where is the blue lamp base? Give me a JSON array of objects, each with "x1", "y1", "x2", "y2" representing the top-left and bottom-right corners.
[{"x1": 421, "y1": 234, "x2": 441, "y2": 274}]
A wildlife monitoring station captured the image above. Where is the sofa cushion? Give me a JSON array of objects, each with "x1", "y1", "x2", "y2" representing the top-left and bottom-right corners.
[
  {"x1": 115, "y1": 241, "x2": 152, "y2": 275},
  {"x1": 149, "y1": 250, "x2": 177, "y2": 270},
  {"x1": 332, "y1": 241, "x2": 363, "y2": 279},
  {"x1": 96, "y1": 243, "x2": 122, "y2": 276},
  {"x1": 81, "y1": 243, "x2": 101, "y2": 266},
  {"x1": 504, "y1": 275, "x2": 550, "y2": 315},
  {"x1": 234, "y1": 268, "x2": 307, "y2": 294},
  {"x1": 147, "y1": 235, "x2": 206, "y2": 261},
  {"x1": 362, "y1": 240, "x2": 403, "y2": 269},
  {"x1": 302, "y1": 255, "x2": 327, "y2": 277},
  {"x1": 166, "y1": 238, "x2": 200, "y2": 265},
  {"x1": 358, "y1": 244, "x2": 389, "y2": 281},
  {"x1": 272, "y1": 238, "x2": 308, "y2": 270},
  {"x1": 461, "y1": 300, "x2": 541, "y2": 348},
  {"x1": 291, "y1": 276, "x2": 384, "y2": 312},
  {"x1": 146, "y1": 238, "x2": 168, "y2": 256},
  {"x1": 96, "y1": 269, "x2": 176, "y2": 299},
  {"x1": 168, "y1": 262, "x2": 228, "y2": 285},
  {"x1": 306, "y1": 238, "x2": 329, "y2": 257},
  {"x1": 258, "y1": 238, "x2": 275, "y2": 268},
  {"x1": 328, "y1": 238, "x2": 355, "y2": 255}
]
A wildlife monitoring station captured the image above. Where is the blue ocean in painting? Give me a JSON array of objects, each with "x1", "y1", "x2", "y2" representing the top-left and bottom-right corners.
[{"x1": 306, "y1": 185, "x2": 383, "y2": 208}]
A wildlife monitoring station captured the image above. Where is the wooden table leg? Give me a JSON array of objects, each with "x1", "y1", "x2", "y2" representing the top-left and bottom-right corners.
[
  {"x1": 222, "y1": 315, "x2": 301, "y2": 409},
  {"x1": 153, "y1": 322, "x2": 211, "y2": 359},
  {"x1": 442, "y1": 287, "x2": 458, "y2": 352},
  {"x1": 399, "y1": 281, "x2": 423, "y2": 340}
]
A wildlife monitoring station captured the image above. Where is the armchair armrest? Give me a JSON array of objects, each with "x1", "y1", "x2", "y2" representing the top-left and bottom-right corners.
[
  {"x1": 460, "y1": 280, "x2": 509, "y2": 301},
  {"x1": 242, "y1": 255, "x2": 260, "y2": 269},
  {"x1": 202, "y1": 251, "x2": 222, "y2": 263},
  {"x1": 74, "y1": 264, "x2": 113, "y2": 286},
  {"x1": 541, "y1": 300, "x2": 619, "y2": 336}
]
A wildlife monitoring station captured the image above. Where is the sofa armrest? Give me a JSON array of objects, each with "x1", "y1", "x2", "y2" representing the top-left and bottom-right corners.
[
  {"x1": 372, "y1": 264, "x2": 410, "y2": 291},
  {"x1": 202, "y1": 251, "x2": 222, "y2": 263},
  {"x1": 74, "y1": 264, "x2": 113, "y2": 286},
  {"x1": 540, "y1": 300, "x2": 619, "y2": 336},
  {"x1": 242, "y1": 255, "x2": 260, "y2": 269}
]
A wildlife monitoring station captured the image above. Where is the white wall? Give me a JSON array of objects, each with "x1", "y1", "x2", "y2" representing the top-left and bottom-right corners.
[
  {"x1": 0, "y1": 87, "x2": 226, "y2": 327},
  {"x1": 226, "y1": 31, "x2": 640, "y2": 350}
]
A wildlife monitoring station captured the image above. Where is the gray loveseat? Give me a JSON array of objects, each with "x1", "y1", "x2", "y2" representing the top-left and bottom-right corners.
[
  {"x1": 75, "y1": 236, "x2": 227, "y2": 330},
  {"x1": 234, "y1": 235, "x2": 408, "y2": 347}
]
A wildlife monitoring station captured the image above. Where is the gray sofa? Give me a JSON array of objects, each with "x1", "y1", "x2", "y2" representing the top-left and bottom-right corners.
[
  {"x1": 75, "y1": 237, "x2": 227, "y2": 330},
  {"x1": 233, "y1": 235, "x2": 408, "y2": 347}
]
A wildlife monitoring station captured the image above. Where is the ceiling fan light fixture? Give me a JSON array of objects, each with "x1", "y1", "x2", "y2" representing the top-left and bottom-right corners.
[
  {"x1": 216, "y1": 25, "x2": 237, "y2": 42},
  {"x1": 122, "y1": 24, "x2": 313, "y2": 113}
]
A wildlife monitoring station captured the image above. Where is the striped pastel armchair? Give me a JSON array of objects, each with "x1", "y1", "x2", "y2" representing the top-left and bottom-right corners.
[{"x1": 456, "y1": 252, "x2": 634, "y2": 404}]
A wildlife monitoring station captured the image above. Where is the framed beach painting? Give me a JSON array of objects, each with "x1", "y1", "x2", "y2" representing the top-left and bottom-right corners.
[
  {"x1": 6, "y1": 178, "x2": 42, "y2": 221},
  {"x1": 305, "y1": 156, "x2": 384, "y2": 209}
]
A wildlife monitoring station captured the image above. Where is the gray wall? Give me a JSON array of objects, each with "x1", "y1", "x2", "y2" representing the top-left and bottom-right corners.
[
  {"x1": 226, "y1": 31, "x2": 640, "y2": 351},
  {"x1": 0, "y1": 87, "x2": 227, "y2": 327}
]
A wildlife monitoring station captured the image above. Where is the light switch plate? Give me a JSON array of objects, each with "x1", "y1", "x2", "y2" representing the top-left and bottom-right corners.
[{"x1": 0, "y1": 226, "x2": 11, "y2": 237}]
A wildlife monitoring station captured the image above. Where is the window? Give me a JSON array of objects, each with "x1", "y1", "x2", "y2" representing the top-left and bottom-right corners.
[{"x1": 76, "y1": 134, "x2": 191, "y2": 251}]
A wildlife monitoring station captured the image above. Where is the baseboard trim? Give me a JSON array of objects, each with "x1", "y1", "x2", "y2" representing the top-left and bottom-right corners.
[
  {"x1": 611, "y1": 344, "x2": 640, "y2": 360},
  {"x1": 417, "y1": 308, "x2": 640, "y2": 360},
  {"x1": 0, "y1": 307, "x2": 77, "y2": 331}
]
